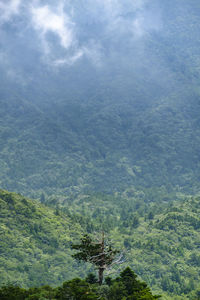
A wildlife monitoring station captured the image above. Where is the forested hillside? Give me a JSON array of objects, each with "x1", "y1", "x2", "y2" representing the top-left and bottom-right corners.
[
  {"x1": 1, "y1": 1, "x2": 200, "y2": 299},
  {"x1": 1, "y1": 0, "x2": 200, "y2": 197},
  {"x1": 0, "y1": 189, "x2": 200, "y2": 299},
  {"x1": 0, "y1": 189, "x2": 89, "y2": 287}
]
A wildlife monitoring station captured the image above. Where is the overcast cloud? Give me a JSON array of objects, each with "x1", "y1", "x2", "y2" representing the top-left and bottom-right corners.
[
  {"x1": 0, "y1": 0, "x2": 21, "y2": 24},
  {"x1": 0, "y1": 0, "x2": 163, "y2": 68},
  {"x1": 31, "y1": 4, "x2": 74, "y2": 50}
]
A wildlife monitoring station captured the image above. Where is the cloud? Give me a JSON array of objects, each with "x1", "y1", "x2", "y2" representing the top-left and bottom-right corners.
[
  {"x1": 0, "y1": 51, "x2": 30, "y2": 85},
  {"x1": 83, "y1": 41, "x2": 104, "y2": 68},
  {"x1": 77, "y1": 0, "x2": 160, "y2": 43},
  {"x1": 0, "y1": 0, "x2": 163, "y2": 69},
  {"x1": 0, "y1": 0, "x2": 21, "y2": 23},
  {"x1": 30, "y1": 2, "x2": 85, "y2": 66},
  {"x1": 31, "y1": 4, "x2": 73, "y2": 49},
  {"x1": 53, "y1": 49, "x2": 83, "y2": 67},
  {"x1": 104, "y1": 0, "x2": 161, "y2": 38}
]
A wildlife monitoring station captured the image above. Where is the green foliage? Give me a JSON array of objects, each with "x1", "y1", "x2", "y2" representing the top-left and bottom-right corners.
[
  {"x1": 107, "y1": 196, "x2": 200, "y2": 299},
  {"x1": 0, "y1": 189, "x2": 200, "y2": 298},
  {"x1": 109, "y1": 267, "x2": 161, "y2": 299},
  {"x1": 0, "y1": 284, "x2": 56, "y2": 300},
  {"x1": 56, "y1": 278, "x2": 99, "y2": 300},
  {"x1": 72, "y1": 234, "x2": 119, "y2": 284},
  {"x1": 85, "y1": 273, "x2": 98, "y2": 284},
  {"x1": 0, "y1": 267, "x2": 159, "y2": 300},
  {"x1": 69, "y1": 193, "x2": 200, "y2": 298},
  {"x1": 0, "y1": 189, "x2": 91, "y2": 287},
  {"x1": 0, "y1": 285, "x2": 27, "y2": 300}
]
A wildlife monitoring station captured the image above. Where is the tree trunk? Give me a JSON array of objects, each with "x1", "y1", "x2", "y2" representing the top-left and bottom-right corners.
[
  {"x1": 98, "y1": 267, "x2": 104, "y2": 285},
  {"x1": 98, "y1": 231, "x2": 105, "y2": 285}
]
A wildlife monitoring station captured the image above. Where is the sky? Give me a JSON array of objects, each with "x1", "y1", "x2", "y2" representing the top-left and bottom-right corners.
[{"x1": 0, "y1": 0, "x2": 163, "y2": 69}]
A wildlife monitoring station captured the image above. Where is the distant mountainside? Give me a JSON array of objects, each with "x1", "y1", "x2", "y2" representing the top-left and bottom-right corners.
[
  {"x1": 1, "y1": 81, "x2": 200, "y2": 198},
  {"x1": 0, "y1": 189, "x2": 200, "y2": 299},
  {"x1": 1, "y1": 1, "x2": 200, "y2": 197}
]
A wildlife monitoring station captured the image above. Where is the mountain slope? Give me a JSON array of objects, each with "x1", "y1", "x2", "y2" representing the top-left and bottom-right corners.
[
  {"x1": 1, "y1": 189, "x2": 200, "y2": 298},
  {"x1": 0, "y1": 189, "x2": 90, "y2": 287},
  {"x1": 108, "y1": 195, "x2": 200, "y2": 299},
  {"x1": 1, "y1": 1, "x2": 200, "y2": 197},
  {"x1": 1, "y1": 84, "x2": 200, "y2": 198}
]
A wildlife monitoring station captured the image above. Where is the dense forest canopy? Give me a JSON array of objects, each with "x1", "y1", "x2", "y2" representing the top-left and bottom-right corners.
[{"x1": 0, "y1": 190, "x2": 200, "y2": 298}]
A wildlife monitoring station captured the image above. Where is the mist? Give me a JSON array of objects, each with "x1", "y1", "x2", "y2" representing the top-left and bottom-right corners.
[
  {"x1": 0, "y1": 0, "x2": 174, "y2": 89},
  {"x1": 0, "y1": 0, "x2": 199, "y2": 117}
]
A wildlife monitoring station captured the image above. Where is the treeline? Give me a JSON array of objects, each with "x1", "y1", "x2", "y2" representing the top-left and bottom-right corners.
[{"x1": 0, "y1": 267, "x2": 160, "y2": 300}]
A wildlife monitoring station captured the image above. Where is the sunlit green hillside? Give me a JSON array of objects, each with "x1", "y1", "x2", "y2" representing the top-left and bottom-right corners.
[
  {"x1": 0, "y1": 189, "x2": 89, "y2": 287},
  {"x1": 0, "y1": 189, "x2": 200, "y2": 298}
]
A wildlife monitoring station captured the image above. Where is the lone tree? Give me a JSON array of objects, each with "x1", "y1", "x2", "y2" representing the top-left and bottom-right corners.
[{"x1": 71, "y1": 233, "x2": 120, "y2": 285}]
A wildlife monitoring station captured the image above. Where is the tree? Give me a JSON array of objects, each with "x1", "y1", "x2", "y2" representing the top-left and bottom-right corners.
[
  {"x1": 56, "y1": 278, "x2": 99, "y2": 300},
  {"x1": 40, "y1": 193, "x2": 45, "y2": 203},
  {"x1": 109, "y1": 267, "x2": 161, "y2": 299},
  {"x1": 0, "y1": 285, "x2": 27, "y2": 300},
  {"x1": 147, "y1": 211, "x2": 154, "y2": 220},
  {"x1": 71, "y1": 233, "x2": 119, "y2": 285}
]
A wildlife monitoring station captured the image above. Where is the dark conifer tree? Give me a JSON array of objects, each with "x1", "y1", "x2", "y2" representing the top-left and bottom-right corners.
[{"x1": 71, "y1": 233, "x2": 119, "y2": 285}]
